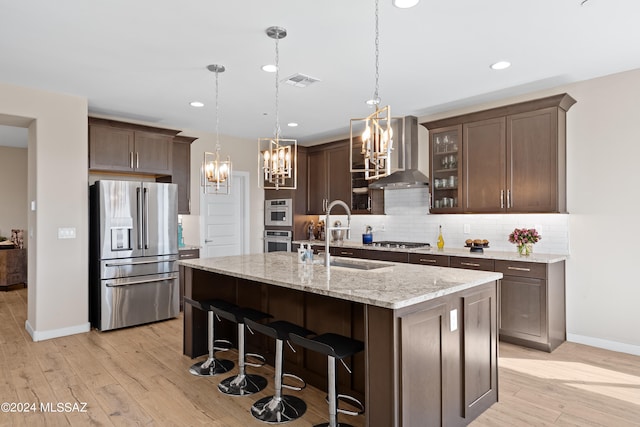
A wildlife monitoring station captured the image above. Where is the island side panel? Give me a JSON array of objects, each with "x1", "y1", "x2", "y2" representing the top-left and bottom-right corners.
[{"x1": 365, "y1": 305, "x2": 398, "y2": 427}]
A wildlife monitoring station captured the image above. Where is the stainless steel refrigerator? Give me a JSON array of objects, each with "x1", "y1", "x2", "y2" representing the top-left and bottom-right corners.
[{"x1": 89, "y1": 180, "x2": 179, "y2": 331}]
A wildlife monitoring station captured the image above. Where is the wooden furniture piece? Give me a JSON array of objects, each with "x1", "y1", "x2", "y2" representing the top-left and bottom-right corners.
[
  {"x1": 307, "y1": 140, "x2": 351, "y2": 214},
  {"x1": 88, "y1": 117, "x2": 180, "y2": 176},
  {"x1": 179, "y1": 248, "x2": 199, "y2": 311},
  {"x1": 423, "y1": 93, "x2": 576, "y2": 213},
  {"x1": 158, "y1": 135, "x2": 196, "y2": 214},
  {"x1": 351, "y1": 142, "x2": 385, "y2": 214},
  {"x1": 0, "y1": 248, "x2": 27, "y2": 290},
  {"x1": 495, "y1": 259, "x2": 566, "y2": 352}
]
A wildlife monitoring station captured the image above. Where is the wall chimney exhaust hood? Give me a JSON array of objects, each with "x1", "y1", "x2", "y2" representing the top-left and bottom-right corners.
[{"x1": 368, "y1": 115, "x2": 429, "y2": 189}]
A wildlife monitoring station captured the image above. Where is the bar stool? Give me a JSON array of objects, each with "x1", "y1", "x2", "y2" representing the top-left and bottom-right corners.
[
  {"x1": 245, "y1": 318, "x2": 315, "y2": 423},
  {"x1": 289, "y1": 332, "x2": 365, "y2": 427},
  {"x1": 184, "y1": 297, "x2": 236, "y2": 376},
  {"x1": 214, "y1": 305, "x2": 272, "y2": 396}
]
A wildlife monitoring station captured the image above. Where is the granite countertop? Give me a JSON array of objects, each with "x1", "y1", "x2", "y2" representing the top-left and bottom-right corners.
[
  {"x1": 293, "y1": 239, "x2": 567, "y2": 264},
  {"x1": 179, "y1": 252, "x2": 502, "y2": 310}
]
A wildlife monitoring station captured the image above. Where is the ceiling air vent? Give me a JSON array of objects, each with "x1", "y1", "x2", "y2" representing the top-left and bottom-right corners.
[{"x1": 283, "y1": 73, "x2": 321, "y2": 88}]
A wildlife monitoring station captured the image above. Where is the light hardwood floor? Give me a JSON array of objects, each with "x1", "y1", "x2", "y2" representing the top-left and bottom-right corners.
[{"x1": 1, "y1": 288, "x2": 639, "y2": 426}]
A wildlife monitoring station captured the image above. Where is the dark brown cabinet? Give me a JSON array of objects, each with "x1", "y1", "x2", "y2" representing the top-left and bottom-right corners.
[
  {"x1": 330, "y1": 246, "x2": 409, "y2": 263},
  {"x1": 423, "y1": 93, "x2": 575, "y2": 214},
  {"x1": 495, "y1": 259, "x2": 565, "y2": 352},
  {"x1": 408, "y1": 252, "x2": 450, "y2": 267},
  {"x1": 0, "y1": 248, "x2": 27, "y2": 290},
  {"x1": 307, "y1": 140, "x2": 351, "y2": 214},
  {"x1": 178, "y1": 248, "x2": 199, "y2": 311},
  {"x1": 88, "y1": 118, "x2": 179, "y2": 176},
  {"x1": 158, "y1": 135, "x2": 196, "y2": 214}
]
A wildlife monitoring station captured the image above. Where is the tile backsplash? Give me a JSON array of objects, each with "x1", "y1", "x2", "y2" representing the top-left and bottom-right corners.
[{"x1": 324, "y1": 210, "x2": 569, "y2": 254}]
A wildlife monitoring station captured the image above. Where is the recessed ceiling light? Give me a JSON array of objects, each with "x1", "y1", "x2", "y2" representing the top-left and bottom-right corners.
[
  {"x1": 262, "y1": 64, "x2": 277, "y2": 73},
  {"x1": 287, "y1": 122, "x2": 298, "y2": 127},
  {"x1": 490, "y1": 61, "x2": 511, "y2": 70},
  {"x1": 190, "y1": 101, "x2": 205, "y2": 107},
  {"x1": 393, "y1": 0, "x2": 419, "y2": 8}
]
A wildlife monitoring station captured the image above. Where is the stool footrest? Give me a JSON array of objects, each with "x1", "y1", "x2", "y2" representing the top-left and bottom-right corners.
[
  {"x1": 213, "y1": 339, "x2": 233, "y2": 352},
  {"x1": 336, "y1": 394, "x2": 365, "y2": 416},
  {"x1": 282, "y1": 373, "x2": 306, "y2": 391},
  {"x1": 245, "y1": 352, "x2": 266, "y2": 368}
]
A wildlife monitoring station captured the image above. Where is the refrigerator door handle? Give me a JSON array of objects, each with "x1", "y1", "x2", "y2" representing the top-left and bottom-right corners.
[
  {"x1": 105, "y1": 274, "x2": 178, "y2": 287},
  {"x1": 143, "y1": 187, "x2": 150, "y2": 249},
  {"x1": 105, "y1": 258, "x2": 178, "y2": 267},
  {"x1": 136, "y1": 187, "x2": 143, "y2": 249}
]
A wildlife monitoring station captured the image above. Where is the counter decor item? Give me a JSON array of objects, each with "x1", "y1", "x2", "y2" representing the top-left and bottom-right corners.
[
  {"x1": 362, "y1": 225, "x2": 373, "y2": 244},
  {"x1": 508, "y1": 228, "x2": 541, "y2": 256},
  {"x1": 437, "y1": 225, "x2": 445, "y2": 249}
]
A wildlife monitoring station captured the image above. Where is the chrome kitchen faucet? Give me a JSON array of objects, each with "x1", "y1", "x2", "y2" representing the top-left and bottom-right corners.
[{"x1": 325, "y1": 200, "x2": 351, "y2": 267}]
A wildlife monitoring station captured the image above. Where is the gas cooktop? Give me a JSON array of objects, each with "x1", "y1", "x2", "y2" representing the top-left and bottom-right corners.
[{"x1": 370, "y1": 241, "x2": 431, "y2": 249}]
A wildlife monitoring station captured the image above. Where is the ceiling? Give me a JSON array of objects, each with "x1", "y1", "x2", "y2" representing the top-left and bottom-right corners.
[{"x1": 2, "y1": 0, "x2": 640, "y2": 148}]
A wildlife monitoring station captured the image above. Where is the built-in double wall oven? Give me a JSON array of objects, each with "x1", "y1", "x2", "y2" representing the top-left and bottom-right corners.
[
  {"x1": 265, "y1": 198, "x2": 292, "y2": 227},
  {"x1": 264, "y1": 230, "x2": 292, "y2": 253}
]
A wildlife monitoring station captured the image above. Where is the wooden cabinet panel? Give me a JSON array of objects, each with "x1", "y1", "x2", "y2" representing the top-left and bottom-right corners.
[
  {"x1": 463, "y1": 118, "x2": 506, "y2": 212},
  {"x1": 158, "y1": 135, "x2": 195, "y2": 214},
  {"x1": 89, "y1": 125, "x2": 135, "y2": 171},
  {"x1": 507, "y1": 107, "x2": 562, "y2": 212},
  {"x1": 499, "y1": 275, "x2": 546, "y2": 342},
  {"x1": 450, "y1": 256, "x2": 494, "y2": 271},
  {"x1": 495, "y1": 259, "x2": 547, "y2": 280},
  {"x1": 307, "y1": 140, "x2": 350, "y2": 214},
  {"x1": 88, "y1": 118, "x2": 179, "y2": 175},
  {"x1": 134, "y1": 131, "x2": 172, "y2": 175},
  {"x1": 408, "y1": 252, "x2": 450, "y2": 267}
]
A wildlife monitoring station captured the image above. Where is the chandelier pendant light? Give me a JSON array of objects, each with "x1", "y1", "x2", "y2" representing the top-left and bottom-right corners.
[
  {"x1": 258, "y1": 26, "x2": 297, "y2": 190},
  {"x1": 202, "y1": 64, "x2": 232, "y2": 195},
  {"x1": 350, "y1": 0, "x2": 395, "y2": 181}
]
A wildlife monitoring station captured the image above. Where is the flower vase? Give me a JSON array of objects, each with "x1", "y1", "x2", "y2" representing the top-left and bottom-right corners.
[{"x1": 517, "y1": 243, "x2": 533, "y2": 256}]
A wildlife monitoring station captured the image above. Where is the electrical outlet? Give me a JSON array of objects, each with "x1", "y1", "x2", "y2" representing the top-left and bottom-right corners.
[
  {"x1": 463, "y1": 224, "x2": 471, "y2": 234},
  {"x1": 58, "y1": 227, "x2": 76, "y2": 239},
  {"x1": 379, "y1": 224, "x2": 385, "y2": 231}
]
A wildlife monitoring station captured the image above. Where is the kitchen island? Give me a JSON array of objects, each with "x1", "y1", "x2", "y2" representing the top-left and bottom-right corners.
[{"x1": 180, "y1": 252, "x2": 503, "y2": 426}]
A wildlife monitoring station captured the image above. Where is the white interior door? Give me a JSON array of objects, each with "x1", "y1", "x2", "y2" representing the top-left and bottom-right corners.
[{"x1": 200, "y1": 172, "x2": 249, "y2": 258}]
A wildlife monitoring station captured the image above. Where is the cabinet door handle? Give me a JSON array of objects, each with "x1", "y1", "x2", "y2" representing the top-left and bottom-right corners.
[
  {"x1": 180, "y1": 254, "x2": 197, "y2": 259},
  {"x1": 507, "y1": 266, "x2": 531, "y2": 272},
  {"x1": 367, "y1": 196, "x2": 371, "y2": 212},
  {"x1": 500, "y1": 190, "x2": 504, "y2": 209},
  {"x1": 130, "y1": 152, "x2": 134, "y2": 168},
  {"x1": 461, "y1": 262, "x2": 480, "y2": 267},
  {"x1": 136, "y1": 152, "x2": 139, "y2": 169},
  {"x1": 507, "y1": 189, "x2": 511, "y2": 209},
  {"x1": 340, "y1": 251, "x2": 354, "y2": 255},
  {"x1": 420, "y1": 258, "x2": 437, "y2": 263}
]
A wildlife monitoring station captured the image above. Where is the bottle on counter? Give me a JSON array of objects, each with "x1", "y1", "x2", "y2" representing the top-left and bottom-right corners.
[{"x1": 437, "y1": 225, "x2": 445, "y2": 250}]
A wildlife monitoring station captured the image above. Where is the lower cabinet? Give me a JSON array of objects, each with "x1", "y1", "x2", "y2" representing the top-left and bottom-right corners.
[
  {"x1": 408, "y1": 252, "x2": 450, "y2": 267},
  {"x1": 495, "y1": 260, "x2": 565, "y2": 352},
  {"x1": 397, "y1": 282, "x2": 498, "y2": 426},
  {"x1": 178, "y1": 248, "x2": 199, "y2": 311}
]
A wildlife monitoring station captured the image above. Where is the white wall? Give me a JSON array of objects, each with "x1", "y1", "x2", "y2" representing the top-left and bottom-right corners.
[
  {"x1": 179, "y1": 130, "x2": 264, "y2": 254},
  {"x1": 0, "y1": 82, "x2": 89, "y2": 340}
]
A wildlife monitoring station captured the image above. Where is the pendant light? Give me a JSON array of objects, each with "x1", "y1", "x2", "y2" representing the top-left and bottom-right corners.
[
  {"x1": 350, "y1": 0, "x2": 395, "y2": 181},
  {"x1": 202, "y1": 64, "x2": 232, "y2": 195},
  {"x1": 258, "y1": 26, "x2": 297, "y2": 190}
]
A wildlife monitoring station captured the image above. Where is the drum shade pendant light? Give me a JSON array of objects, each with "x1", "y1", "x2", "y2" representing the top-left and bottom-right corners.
[
  {"x1": 202, "y1": 64, "x2": 232, "y2": 195},
  {"x1": 350, "y1": 0, "x2": 394, "y2": 181},
  {"x1": 259, "y1": 26, "x2": 297, "y2": 190}
]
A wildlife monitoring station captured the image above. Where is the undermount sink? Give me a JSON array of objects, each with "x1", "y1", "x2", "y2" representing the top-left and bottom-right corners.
[{"x1": 329, "y1": 258, "x2": 394, "y2": 271}]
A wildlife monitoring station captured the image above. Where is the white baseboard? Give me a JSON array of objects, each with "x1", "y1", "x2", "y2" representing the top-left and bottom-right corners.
[
  {"x1": 567, "y1": 333, "x2": 640, "y2": 356},
  {"x1": 25, "y1": 320, "x2": 90, "y2": 342}
]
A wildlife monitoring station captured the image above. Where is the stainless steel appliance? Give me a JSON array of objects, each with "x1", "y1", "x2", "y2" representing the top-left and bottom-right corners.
[
  {"x1": 370, "y1": 241, "x2": 431, "y2": 249},
  {"x1": 89, "y1": 180, "x2": 179, "y2": 331},
  {"x1": 264, "y1": 230, "x2": 292, "y2": 252},
  {"x1": 265, "y1": 198, "x2": 292, "y2": 227}
]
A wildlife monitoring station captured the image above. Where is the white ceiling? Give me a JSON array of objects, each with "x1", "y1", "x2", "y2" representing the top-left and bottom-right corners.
[{"x1": 2, "y1": 0, "x2": 640, "y2": 147}]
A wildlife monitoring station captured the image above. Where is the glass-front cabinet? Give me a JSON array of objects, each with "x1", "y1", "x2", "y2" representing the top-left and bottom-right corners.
[{"x1": 430, "y1": 125, "x2": 462, "y2": 213}]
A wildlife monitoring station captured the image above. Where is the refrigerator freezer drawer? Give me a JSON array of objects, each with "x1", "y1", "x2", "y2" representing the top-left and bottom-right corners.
[
  {"x1": 99, "y1": 274, "x2": 179, "y2": 331},
  {"x1": 100, "y1": 255, "x2": 178, "y2": 280}
]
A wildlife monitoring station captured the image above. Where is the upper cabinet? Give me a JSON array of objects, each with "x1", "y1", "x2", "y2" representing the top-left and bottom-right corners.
[
  {"x1": 157, "y1": 135, "x2": 197, "y2": 215},
  {"x1": 89, "y1": 118, "x2": 180, "y2": 176},
  {"x1": 307, "y1": 140, "x2": 351, "y2": 214},
  {"x1": 423, "y1": 93, "x2": 576, "y2": 214}
]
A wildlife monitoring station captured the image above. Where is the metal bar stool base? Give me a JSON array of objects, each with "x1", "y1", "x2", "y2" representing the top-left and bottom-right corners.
[
  {"x1": 189, "y1": 358, "x2": 234, "y2": 376},
  {"x1": 218, "y1": 373, "x2": 268, "y2": 396},
  {"x1": 251, "y1": 395, "x2": 307, "y2": 423}
]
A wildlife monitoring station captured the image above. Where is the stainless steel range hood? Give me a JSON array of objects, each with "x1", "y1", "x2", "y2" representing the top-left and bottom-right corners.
[{"x1": 368, "y1": 115, "x2": 429, "y2": 189}]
